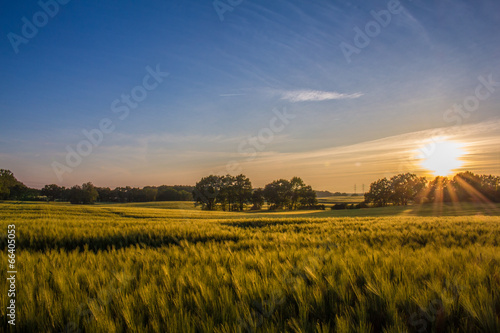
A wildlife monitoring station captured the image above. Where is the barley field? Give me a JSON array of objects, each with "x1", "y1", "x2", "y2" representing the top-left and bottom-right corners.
[{"x1": 1, "y1": 202, "x2": 499, "y2": 332}]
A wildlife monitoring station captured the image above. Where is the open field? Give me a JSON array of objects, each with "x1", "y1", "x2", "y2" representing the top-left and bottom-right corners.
[
  {"x1": 317, "y1": 196, "x2": 366, "y2": 205},
  {"x1": 1, "y1": 202, "x2": 500, "y2": 332}
]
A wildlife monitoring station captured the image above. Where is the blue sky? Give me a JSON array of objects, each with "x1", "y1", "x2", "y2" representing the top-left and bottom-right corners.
[{"x1": 1, "y1": 0, "x2": 499, "y2": 191}]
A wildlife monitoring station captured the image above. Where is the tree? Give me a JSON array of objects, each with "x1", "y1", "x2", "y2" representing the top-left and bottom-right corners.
[
  {"x1": 251, "y1": 188, "x2": 264, "y2": 210},
  {"x1": 42, "y1": 184, "x2": 65, "y2": 201},
  {"x1": 365, "y1": 178, "x2": 392, "y2": 207},
  {"x1": 142, "y1": 187, "x2": 158, "y2": 202},
  {"x1": 389, "y1": 173, "x2": 427, "y2": 205},
  {"x1": 365, "y1": 172, "x2": 500, "y2": 206},
  {"x1": 261, "y1": 177, "x2": 317, "y2": 210},
  {"x1": 157, "y1": 188, "x2": 180, "y2": 201},
  {"x1": 157, "y1": 186, "x2": 193, "y2": 201},
  {"x1": 0, "y1": 180, "x2": 7, "y2": 200},
  {"x1": 263, "y1": 179, "x2": 292, "y2": 210},
  {"x1": 128, "y1": 187, "x2": 146, "y2": 202},
  {"x1": 0, "y1": 169, "x2": 21, "y2": 200},
  {"x1": 69, "y1": 183, "x2": 98, "y2": 204},
  {"x1": 427, "y1": 176, "x2": 453, "y2": 203},
  {"x1": 299, "y1": 185, "x2": 318, "y2": 208},
  {"x1": 96, "y1": 187, "x2": 112, "y2": 202},
  {"x1": 112, "y1": 187, "x2": 129, "y2": 203},
  {"x1": 81, "y1": 182, "x2": 99, "y2": 204},
  {"x1": 193, "y1": 174, "x2": 252, "y2": 211},
  {"x1": 479, "y1": 174, "x2": 500, "y2": 202},
  {"x1": 290, "y1": 177, "x2": 305, "y2": 210},
  {"x1": 69, "y1": 185, "x2": 83, "y2": 204},
  {"x1": 9, "y1": 183, "x2": 36, "y2": 200},
  {"x1": 365, "y1": 173, "x2": 427, "y2": 207},
  {"x1": 453, "y1": 172, "x2": 483, "y2": 202},
  {"x1": 193, "y1": 175, "x2": 222, "y2": 210},
  {"x1": 217, "y1": 175, "x2": 236, "y2": 211},
  {"x1": 177, "y1": 190, "x2": 192, "y2": 201},
  {"x1": 233, "y1": 174, "x2": 252, "y2": 211}
]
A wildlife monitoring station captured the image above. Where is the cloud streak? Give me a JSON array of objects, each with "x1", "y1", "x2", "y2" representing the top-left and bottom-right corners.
[
  {"x1": 3, "y1": 119, "x2": 499, "y2": 191},
  {"x1": 280, "y1": 90, "x2": 363, "y2": 102},
  {"x1": 219, "y1": 93, "x2": 246, "y2": 97},
  {"x1": 229, "y1": 119, "x2": 500, "y2": 189}
]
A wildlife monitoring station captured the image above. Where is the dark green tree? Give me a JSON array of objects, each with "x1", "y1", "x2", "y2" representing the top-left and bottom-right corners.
[
  {"x1": 365, "y1": 178, "x2": 392, "y2": 207},
  {"x1": 69, "y1": 185, "x2": 83, "y2": 204},
  {"x1": 290, "y1": 176, "x2": 305, "y2": 210},
  {"x1": 142, "y1": 187, "x2": 158, "y2": 202},
  {"x1": 426, "y1": 176, "x2": 453, "y2": 203},
  {"x1": 193, "y1": 175, "x2": 222, "y2": 210},
  {"x1": 453, "y1": 171, "x2": 483, "y2": 202},
  {"x1": 70, "y1": 183, "x2": 98, "y2": 204},
  {"x1": 177, "y1": 190, "x2": 192, "y2": 201},
  {"x1": 251, "y1": 188, "x2": 265, "y2": 210},
  {"x1": 263, "y1": 179, "x2": 292, "y2": 210},
  {"x1": 217, "y1": 175, "x2": 236, "y2": 211},
  {"x1": 42, "y1": 184, "x2": 65, "y2": 201},
  {"x1": 299, "y1": 185, "x2": 318, "y2": 208},
  {"x1": 0, "y1": 169, "x2": 21, "y2": 200},
  {"x1": 389, "y1": 173, "x2": 427, "y2": 205},
  {"x1": 9, "y1": 183, "x2": 38, "y2": 200},
  {"x1": 479, "y1": 174, "x2": 500, "y2": 202},
  {"x1": 96, "y1": 187, "x2": 112, "y2": 202},
  {"x1": 233, "y1": 174, "x2": 252, "y2": 211},
  {"x1": 82, "y1": 182, "x2": 99, "y2": 204},
  {"x1": 157, "y1": 188, "x2": 180, "y2": 201}
]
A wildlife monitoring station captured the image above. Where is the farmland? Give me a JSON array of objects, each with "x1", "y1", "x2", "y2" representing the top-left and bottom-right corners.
[{"x1": 1, "y1": 201, "x2": 500, "y2": 332}]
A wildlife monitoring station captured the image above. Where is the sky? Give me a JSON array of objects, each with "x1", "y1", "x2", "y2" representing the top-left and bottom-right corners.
[{"x1": 1, "y1": 0, "x2": 499, "y2": 192}]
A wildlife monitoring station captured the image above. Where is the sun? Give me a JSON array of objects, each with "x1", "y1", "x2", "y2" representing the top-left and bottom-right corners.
[{"x1": 416, "y1": 139, "x2": 466, "y2": 177}]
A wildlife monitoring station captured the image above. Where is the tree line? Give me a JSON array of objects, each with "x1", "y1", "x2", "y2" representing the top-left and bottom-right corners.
[
  {"x1": 3, "y1": 168, "x2": 500, "y2": 207},
  {"x1": 193, "y1": 174, "x2": 322, "y2": 211},
  {"x1": 44, "y1": 184, "x2": 194, "y2": 204},
  {"x1": 364, "y1": 171, "x2": 500, "y2": 206},
  {"x1": 0, "y1": 169, "x2": 39, "y2": 201},
  {"x1": 0, "y1": 169, "x2": 194, "y2": 204}
]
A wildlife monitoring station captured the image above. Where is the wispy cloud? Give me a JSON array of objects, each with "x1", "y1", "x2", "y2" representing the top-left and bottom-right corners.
[
  {"x1": 227, "y1": 119, "x2": 500, "y2": 189},
  {"x1": 244, "y1": 119, "x2": 500, "y2": 164},
  {"x1": 4, "y1": 119, "x2": 499, "y2": 190},
  {"x1": 219, "y1": 93, "x2": 246, "y2": 97},
  {"x1": 280, "y1": 90, "x2": 363, "y2": 102}
]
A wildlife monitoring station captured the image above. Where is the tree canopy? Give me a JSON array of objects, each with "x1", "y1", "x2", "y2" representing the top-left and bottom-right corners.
[
  {"x1": 0, "y1": 169, "x2": 38, "y2": 200},
  {"x1": 193, "y1": 175, "x2": 318, "y2": 211},
  {"x1": 3, "y1": 168, "x2": 499, "y2": 208},
  {"x1": 193, "y1": 174, "x2": 252, "y2": 211},
  {"x1": 68, "y1": 182, "x2": 99, "y2": 204},
  {"x1": 365, "y1": 172, "x2": 500, "y2": 206}
]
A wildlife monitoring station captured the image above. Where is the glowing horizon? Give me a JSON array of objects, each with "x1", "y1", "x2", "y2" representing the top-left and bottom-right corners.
[{"x1": 2, "y1": 120, "x2": 499, "y2": 192}]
